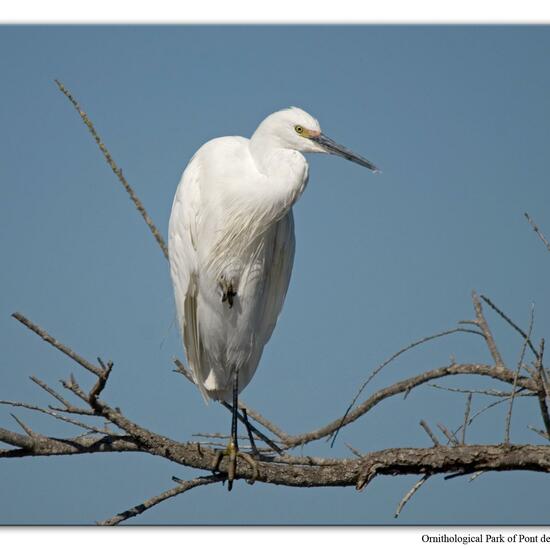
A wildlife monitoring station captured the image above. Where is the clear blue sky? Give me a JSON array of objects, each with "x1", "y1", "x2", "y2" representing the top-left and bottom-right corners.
[{"x1": 1, "y1": 25, "x2": 549, "y2": 525}]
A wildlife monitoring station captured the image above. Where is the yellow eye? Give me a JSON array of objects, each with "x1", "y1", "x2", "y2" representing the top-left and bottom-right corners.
[{"x1": 294, "y1": 125, "x2": 304, "y2": 135}]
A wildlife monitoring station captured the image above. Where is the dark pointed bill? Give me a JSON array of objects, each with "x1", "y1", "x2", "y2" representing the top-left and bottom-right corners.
[{"x1": 311, "y1": 133, "x2": 380, "y2": 174}]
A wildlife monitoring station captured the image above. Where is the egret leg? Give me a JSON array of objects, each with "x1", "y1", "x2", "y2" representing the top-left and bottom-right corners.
[
  {"x1": 220, "y1": 402, "x2": 283, "y2": 454},
  {"x1": 211, "y1": 370, "x2": 260, "y2": 490},
  {"x1": 242, "y1": 408, "x2": 259, "y2": 457},
  {"x1": 227, "y1": 367, "x2": 239, "y2": 491}
]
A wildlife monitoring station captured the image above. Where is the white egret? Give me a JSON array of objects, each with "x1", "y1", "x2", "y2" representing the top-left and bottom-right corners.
[{"x1": 169, "y1": 107, "x2": 379, "y2": 489}]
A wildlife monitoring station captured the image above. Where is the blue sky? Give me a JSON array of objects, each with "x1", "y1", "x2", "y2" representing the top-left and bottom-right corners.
[{"x1": 0, "y1": 25, "x2": 549, "y2": 524}]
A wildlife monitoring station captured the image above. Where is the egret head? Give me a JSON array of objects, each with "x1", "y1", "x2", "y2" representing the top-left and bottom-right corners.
[{"x1": 253, "y1": 107, "x2": 380, "y2": 173}]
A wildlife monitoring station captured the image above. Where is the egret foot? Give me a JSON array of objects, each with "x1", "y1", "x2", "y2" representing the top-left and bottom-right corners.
[
  {"x1": 219, "y1": 278, "x2": 237, "y2": 308},
  {"x1": 211, "y1": 441, "x2": 258, "y2": 490}
]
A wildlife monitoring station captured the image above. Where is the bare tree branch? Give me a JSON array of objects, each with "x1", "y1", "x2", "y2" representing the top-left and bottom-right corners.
[
  {"x1": 525, "y1": 212, "x2": 550, "y2": 254},
  {"x1": 428, "y1": 383, "x2": 534, "y2": 398},
  {"x1": 29, "y1": 375, "x2": 74, "y2": 409},
  {"x1": 54, "y1": 80, "x2": 169, "y2": 260},
  {"x1": 0, "y1": 400, "x2": 116, "y2": 435},
  {"x1": 505, "y1": 304, "x2": 534, "y2": 443},
  {"x1": 3, "y1": 420, "x2": 550, "y2": 494},
  {"x1": 419, "y1": 420, "x2": 440, "y2": 446},
  {"x1": 98, "y1": 475, "x2": 224, "y2": 526},
  {"x1": 480, "y1": 294, "x2": 540, "y2": 360},
  {"x1": 10, "y1": 414, "x2": 36, "y2": 437},
  {"x1": 528, "y1": 425, "x2": 550, "y2": 442},
  {"x1": 4, "y1": 297, "x2": 550, "y2": 522},
  {"x1": 461, "y1": 393, "x2": 473, "y2": 445},
  {"x1": 437, "y1": 423, "x2": 459, "y2": 446},
  {"x1": 12, "y1": 312, "x2": 103, "y2": 377},
  {"x1": 394, "y1": 474, "x2": 431, "y2": 518},
  {"x1": 0, "y1": 429, "x2": 141, "y2": 457},
  {"x1": 282, "y1": 361, "x2": 537, "y2": 448},
  {"x1": 534, "y1": 339, "x2": 550, "y2": 438},
  {"x1": 472, "y1": 291, "x2": 506, "y2": 370},
  {"x1": 330, "y1": 327, "x2": 484, "y2": 446}
]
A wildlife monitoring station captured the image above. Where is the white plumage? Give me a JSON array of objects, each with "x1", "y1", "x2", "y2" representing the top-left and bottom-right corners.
[{"x1": 169, "y1": 107, "x2": 378, "y2": 404}]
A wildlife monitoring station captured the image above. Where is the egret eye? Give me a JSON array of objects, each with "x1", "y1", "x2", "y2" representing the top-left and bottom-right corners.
[{"x1": 294, "y1": 125, "x2": 304, "y2": 135}]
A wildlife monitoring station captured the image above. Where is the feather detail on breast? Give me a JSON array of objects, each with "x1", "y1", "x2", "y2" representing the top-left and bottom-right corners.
[{"x1": 206, "y1": 151, "x2": 308, "y2": 283}]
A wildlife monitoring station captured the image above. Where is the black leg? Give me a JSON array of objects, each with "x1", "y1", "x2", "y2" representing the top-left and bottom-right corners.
[
  {"x1": 242, "y1": 408, "x2": 259, "y2": 457},
  {"x1": 220, "y1": 401, "x2": 283, "y2": 454},
  {"x1": 231, "y1": 368, "x2": 239, "y2": 451},
  {"x1": 227, "y1": 368, "x2": 239, "y2": 491}
]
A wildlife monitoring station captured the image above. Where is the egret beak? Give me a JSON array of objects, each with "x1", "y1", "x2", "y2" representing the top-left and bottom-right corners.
[{"x1": 311, "y1": 133, "x2": 380, "y2": 174}]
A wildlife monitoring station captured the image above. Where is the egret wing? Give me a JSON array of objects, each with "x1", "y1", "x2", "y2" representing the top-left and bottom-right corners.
[
  {"x1": 258, "y1": 211, "x2": 296, "y2": 351},
  {"x1": 168, "y1": 154, "x2": 207, "y2": 398}
]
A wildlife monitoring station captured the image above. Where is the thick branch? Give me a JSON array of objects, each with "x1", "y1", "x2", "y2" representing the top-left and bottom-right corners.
[
  {"x1": 3, "y1": 426, "x2": 549, "y2": 490},
  {"x1": 0, "y1": 430, "x2": 140, "y2": 457}
]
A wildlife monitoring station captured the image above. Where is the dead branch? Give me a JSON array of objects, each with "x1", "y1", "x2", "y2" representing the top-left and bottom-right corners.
[
  {"x1": 419, "y1": 420, "x2": 440, "y2": 446},
  {"x1": 461, "y1": 393, "x2": 473, "y2": 444},
  {"x1": 0, "y1": 399, "x2": 116, "y2": 435},
  {"x1": 394, "y1": 474, "x2": 430, "y2": 518},
  {"x1": 12, "y1": 312, "x2": 103, "y2": 377},
  {"x1": 480, "y1": 294, "x2": 540, "y2": 360},
  {"x1": 5, "y1": 270, "x2": 548, "y2": 523},
  {"x1": 505, "y1": 304, "x2": 534, "y2": 443},
  {"x1": 54, "y1": 80, "x2": 169, "y2": 260},
  {"x1": 534, "y1": 339, "x2": 550, "y2": 437},
  {"x1": 98, "y1": 475, "x2": 224, "y2": 526},
  {"x1": 472, "y1": 291, "x2": 506, "y2": 369},
  {"x1": 330, "y1": 327, "x2": 484, "y2": 446},
  {"x1": 525, "y1": 212, "x2": 550, "y2": 254}
]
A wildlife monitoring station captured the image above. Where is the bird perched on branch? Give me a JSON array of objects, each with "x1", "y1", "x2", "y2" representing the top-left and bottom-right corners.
[{"x1": 169, "y1": 107, "x2": 379, "y2": 489}]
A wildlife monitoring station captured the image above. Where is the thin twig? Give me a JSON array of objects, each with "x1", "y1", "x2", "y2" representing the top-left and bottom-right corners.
[
  {"x1": 0, "y1": 400, "x2": 115, "y2": 435},
  {"x1": 89, "y1": 359, "x2": 113, "y2": 406},
  {"x1": 419, "y1": 420, "x2": 440, "y2": 446},
  {"x1": 10, "y1": 414, "x2": 35, "y2": 437},
  {"x1": 394, "y1": 474, "x2": 430, "y2": 518},
  {"x1": 472, "y1": 292, "x2": 505, "y2": 370},
  {"x1": 97, "y1": 475, "x2": 223, "y2": 526},
  {"x1": 173, "y1": 357, "x2": 195, "y2": 384},
  {"x1": 525, "y1": 212, "x2": 550, "y2": 253},
  {"x1": 29, "y1": 375, "x2": 74, "y2": 409},
  {"x1": 448, "y1": 390, "x2": 533, "y2": 443},
  {"x1": 286, "y1": 361, "x2": 535, "y2": 449},
  {"x1": 470, "y1": 396, "x2": 515, "y2": 425},
  {"x1": 480, "y1": 294, "x2": 539, "y2": 359},
  {"x1": 330, "y1": 327, "x2": 483, "y2": 446},
  {"x1": 528, "y1": 425, "x2": 550, "y2": 441},
  {"x1": 505, "y1": 304, "x2": 534, "y2": 444},
  {"x1": 534, "y1": 339, "x2": 550, "y2": 438},
  {"x1": 54, "y1": 79, "x2": 169, "y2": 260},
  {"x1": 345, "y1": 443, "x2": 365, "y2": 458},
  {"x1": 428, "y1": 383, "x2": 533, "y2": 398},
  {"x1": 461, "y1": 393, "x2": 473, "y2": 444},
  {"x1": 12, "y1": 313, "x2": 103, "y2": 377},
  {"x1": 191, "y1": 432, "x2": 256, "y2": 442},
  {"x1": 437, "y1": 423, "x2": 459, "y2": 446}
]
